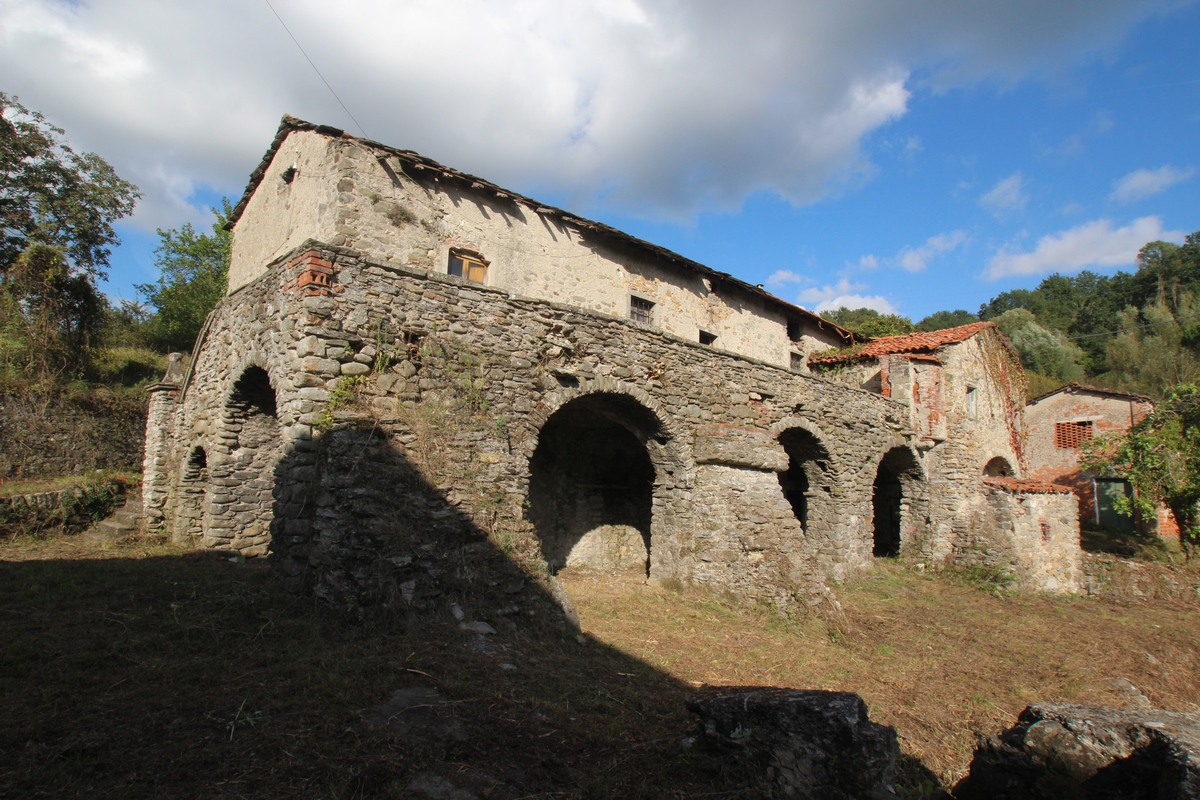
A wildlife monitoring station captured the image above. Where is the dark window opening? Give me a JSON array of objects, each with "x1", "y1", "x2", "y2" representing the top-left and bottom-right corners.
[
  {"x1": 448, "y1": 251, "x2": 488, "y2": 284},
  {"x1": 983, "y1": 457, "x2": 1014, "y2": 477},
  {"x1": 790, "y1": 351, "x2": 805, "y2": 372},
  {"x1": 699, "y1": 330, "x2": 717, "y2": 346},
  {"x1": 778, "y1": 428, "x2": 829, "y2": 532},
  {"x1": 630, "y1": 296, "x2": 654, "y2": 326},
  {"x1": 787, "y1": 320, "x2": 804, "y2": 342}
]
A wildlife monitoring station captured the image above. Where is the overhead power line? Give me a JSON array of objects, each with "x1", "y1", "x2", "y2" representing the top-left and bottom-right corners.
[
  {"x1": 1064, "y1": 312, "x2": 1200, "y2": 341},
  {"x1": 262, "y1": 0, "x2": 369, "y2": 139}
]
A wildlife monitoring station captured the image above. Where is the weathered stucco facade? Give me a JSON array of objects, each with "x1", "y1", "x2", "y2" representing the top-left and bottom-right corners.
[{"x1": 142, "y1": 117, "x2": 1083, "y2": 607}]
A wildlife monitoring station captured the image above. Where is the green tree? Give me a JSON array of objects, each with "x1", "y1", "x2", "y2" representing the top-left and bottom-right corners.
[
  {"x1": 915, "y1": 309, "x2": 977, "y2": 332},
  {"x1": 137, "y1": 200, "x2": 231, "y2": 352},
  {"x1": 824, "y1": 307, "x2": 914, "y2": 339},
  {"x1": 1103, "y1": 297, "x2": 1200, "y2": 397},
  {"x1": 0, "y1": 93, "x2": 138, "y2": 382},
  {"x1": 1084, "y1": 383, "x2": 1200, "y2": 557},
  {"x1": 1, "y1": 93, "x2": 138, "y2": 282},
  {"x1": 994, "y1": 309, "x2": 1085, "y2": 388}
]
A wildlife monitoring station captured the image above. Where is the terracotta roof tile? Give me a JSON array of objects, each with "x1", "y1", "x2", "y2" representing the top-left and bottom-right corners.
[
  {"x1": 809, "y1": 321, "x2": 995, "y2": 365},
  {"x1": 983, "y1": 477, "x2": 1075, "y2": 494}
]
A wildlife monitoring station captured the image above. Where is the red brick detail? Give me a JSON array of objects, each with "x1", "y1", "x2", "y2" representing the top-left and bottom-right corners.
[
  {"x1": 285, "y1": 250, "x2": 338, "y2": 296},
  {"x1": 983, "y1": 477, "x2": 1075, "y2": 494}
]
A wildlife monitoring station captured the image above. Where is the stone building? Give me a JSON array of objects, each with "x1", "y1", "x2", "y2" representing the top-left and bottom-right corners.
[
  {"x1": 141, "y1": 116, "x2": 1082, "y2": 607},
  {"x1": 1025, "y1": 384, "x2": 1175, "y2": 535}
]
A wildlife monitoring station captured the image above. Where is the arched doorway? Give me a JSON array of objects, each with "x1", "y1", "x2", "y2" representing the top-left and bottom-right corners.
[
  {"x1": 983, "y1": 456, "x2": 1014, "y2": 477},
  {"x1": 777, "y1": 428, "x2": 831, "y2": 533},
  {"x1": 528, "y1": 394, "x2": 661, "y2": 575},
  {"x1": 173, "y1": 446, "x2": 208, "y2": 541},
  {"x1": 205, "y1": 366, "x2": 282, "y2": 554},
  {"x1": 873, "y1": 447, "x2": 922, "y2": 557}
]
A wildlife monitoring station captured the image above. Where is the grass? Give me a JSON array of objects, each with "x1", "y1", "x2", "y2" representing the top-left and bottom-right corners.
[
  {"x1": 2, "y1": 533, "x2": 1198, "y2": 798},
  {"x1": 0, "y1": 470, "x2": 139, "y2": 497}
]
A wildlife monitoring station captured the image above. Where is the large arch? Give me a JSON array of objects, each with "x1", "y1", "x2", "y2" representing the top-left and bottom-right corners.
[
  {"x1": 776, "y1": 426, "x2": 833, "y2": 536},
  {"x1": 204, "y1": 365, "x2": 283, "y2": 555},
  {"x1": 872, "y1": 446, "x2": 924, "y2": 557},
  {"x1": 528, "y1": 392, "x2": 669, "y2": 576}
]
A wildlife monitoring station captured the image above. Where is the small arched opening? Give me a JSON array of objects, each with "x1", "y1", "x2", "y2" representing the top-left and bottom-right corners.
[
  {"x1": 873, "y1": 447, "x2": 922, "y2": 558},
  {"x1": 206, "y1": 366, "x2": 282, "y2": 555},
  {"x1": 777, "y1": 428, "x2": 831, "y2": 533},
  {"x1": 528, "y1": 393, "x2": 661, "y2": 576},
  {"x1": 173, "y1": 446, "x2": 209, "y2": 541},
  {"x1": 983, "y1": 456, "x2": 1015, "y2": 477}
]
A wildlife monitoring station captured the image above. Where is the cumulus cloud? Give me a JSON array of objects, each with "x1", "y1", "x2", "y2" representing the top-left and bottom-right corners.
[
  {"x1": 893, "y1": 230, "x2": 968, "y2": 272},
  {"x1": 980, "y1": 172, "x2": 1028, "y2": 214},
  {"x1": 984, "y1": 216, "x2": 1184, "y2": 279},
  {"x1": 1110, "y1": 165, "x2": 1195, "y2": 203},
  {"x1": 765, "y1": 269, "x2": 807, "y2": 287},
  {"x1": 796, "y1": 279, "x2": 896, "y2": 314},
  {"x1": 0, "y1": 0, "x2": 1175, "y2": 231}
]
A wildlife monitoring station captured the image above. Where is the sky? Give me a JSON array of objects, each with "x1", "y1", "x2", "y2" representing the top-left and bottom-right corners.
[{"x1": 2, "y1": 0, "x2": 1198, "y2": 322}]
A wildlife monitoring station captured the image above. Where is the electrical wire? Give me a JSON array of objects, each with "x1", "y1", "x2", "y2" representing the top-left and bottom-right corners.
[
  {"x1": 262, "y1": 0, "x2": 369, "y2": 139},
  {"x1": 1064, "y1": 312, "x2": 1200, "y2": 341}
]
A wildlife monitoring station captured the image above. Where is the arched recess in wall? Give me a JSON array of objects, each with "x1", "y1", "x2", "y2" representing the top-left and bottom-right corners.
[
  {"x1": 527, "y1": 392, "x2": 670, "y2": 577},
  {"x1": 776, "y1": 427, "x2": 832, "y2": 536},
  {"x1": 872, "y1": 447, "x2": 923, "y2": 558},
  {"x1": 983, "y1": 456, "x2": 1015, "y2": 477},
  {"x1": 205, "y1": 365, "x2": 283, "y2": 555},
  {"x1": 173, "y1": 445, "x2": 209, "y2": 542}
]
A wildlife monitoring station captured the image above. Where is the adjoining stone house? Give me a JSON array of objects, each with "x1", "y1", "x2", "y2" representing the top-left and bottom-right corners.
[
  {"x1": 141, "y1": 116, "x2": 1083, "y2": 607},
  {"x1": 810, "y1": 324, "x2": 1082, "y2": 590},
  {"x1": 1025, "y1": 383, "x2": 1176, "y2": 535}
]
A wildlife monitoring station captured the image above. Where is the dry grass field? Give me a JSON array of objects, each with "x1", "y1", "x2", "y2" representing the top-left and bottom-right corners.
[{"x1": 2, "y1": 529, "x2": 1198, "y2": 798}]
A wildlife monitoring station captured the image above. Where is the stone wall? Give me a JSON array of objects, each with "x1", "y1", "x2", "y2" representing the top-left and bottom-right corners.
[
  {"x1": 0, "y1": 389, "x2": 146, "y2": 480},
  {"x1": 0, "y1": 479, "x2": 131, "y2": 538},
  {"x1": 147, "y1": 241, "x2": 924, "y2": 608},
  {"x1": 957, "y1": 478, "x2": 1081, "y2": 592},
  {"x1": 228, "y1": 126, "x2": 846, "y2": 370}
]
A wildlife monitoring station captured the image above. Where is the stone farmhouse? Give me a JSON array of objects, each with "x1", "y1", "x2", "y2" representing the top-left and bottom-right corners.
[
  {"x1": 141, "y1": 116, "x2": 1083, "y2": 608},
  {"x1": 1026, "y1": 384, "x2": 1176, "y2": 536}
]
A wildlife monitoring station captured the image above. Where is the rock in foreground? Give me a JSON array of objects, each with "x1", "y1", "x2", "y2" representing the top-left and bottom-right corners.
[
  {"x1": 687, "y1": 687, "x2": 898, "y2": 799},
  {"x1": 956, "y1": 702, "x2": 1200, "y2": 799}
]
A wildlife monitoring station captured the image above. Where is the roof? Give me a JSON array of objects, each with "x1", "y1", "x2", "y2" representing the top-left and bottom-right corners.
[
  {"x1": 983, "y1": 477, "x2": 1075, "y2": 495},
  {"x1": 228, "y1": 115, "x2": 855, "y2": 344},
  {"x1": 809, "y1": 321, "x2": 996, "y2": 366},
  {"x1": 1027, "y1": 382, "x2": 1154, "y2": 406}
]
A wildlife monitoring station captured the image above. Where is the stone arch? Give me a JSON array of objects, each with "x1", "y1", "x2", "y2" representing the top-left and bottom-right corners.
[
  {"x1": 774, "y1": 423, "x2": 833, "y2": 536},
  {"x1": 871, "y1": 446, "x2": 924, "y2": 558},
  {"x1": 173, "y1": 445, "x2": 209, "y2": 542},
  {"x1": 204, "y1": 364, "x2": 284, "y2": 555},
  {"x1": 527, "y1": 390, "x2": 682, "y2": 578},
  {"x1": 983, "y1": 456, "x2": 1015, "y2": 477}
]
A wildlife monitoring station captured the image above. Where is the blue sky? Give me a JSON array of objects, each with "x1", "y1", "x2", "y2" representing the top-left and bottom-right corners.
[{"x1": 2, "y1": 0, "x2": 1197, "y2": 322}]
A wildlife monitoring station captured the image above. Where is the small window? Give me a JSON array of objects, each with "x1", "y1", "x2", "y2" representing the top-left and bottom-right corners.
[
  {"x1": 1054, "y1": 420, "x2": 1093, "y2": 449},
  {"x1": 699, "y1": 330, "x2": 717, "y2": 346},
  {"x1": 966, "y1": 386, "x2": 977, "y2": 420},
  {"x1": 787, "y1": 320, "x2": 804, "y2": 343},
  {"x1": 790, "y1": 351, "x2": 805, "y2": 372},
  {"x1": 448, "y1": 251, "x2": 488, "y2": 284},
  {"x1": 630, "y1": 296, "x2": 654, "y2": 326}
]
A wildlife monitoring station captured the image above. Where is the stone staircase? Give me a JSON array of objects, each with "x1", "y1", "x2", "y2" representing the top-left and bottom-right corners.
[{"x1": 95, "y1": 486, "x2": 144, "y2": 538}]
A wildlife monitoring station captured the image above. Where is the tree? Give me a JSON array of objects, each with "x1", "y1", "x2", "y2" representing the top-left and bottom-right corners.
[
  {"x1": 915, "y1": 309, "x2": 977, "y2": 332},
  {"x1": 824, "y1": 307, "x2": 914, "y2": 339},
  {"x1": 994, "y1": 309, "x2": 1085, "y2": 386},
  {"x1": 1, "y1": 93, "x2": 138, "y2": 381},
  {"x1": 137, "y1": 200, "x2": 231, "y2": 353},
  {"x1": 1103, "y1": 298, "x2": 1200, "y2": 397},
  {"x1": 1084, "y1": 383, "x2": 1200, "y2": 557},
  {"x1": 1, "y1": 93, "x2": 138, "y2": 282}
]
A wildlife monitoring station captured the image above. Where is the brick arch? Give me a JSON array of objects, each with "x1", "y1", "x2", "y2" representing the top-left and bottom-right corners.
[
  {"x1": 867, "y1": 442, "x2": 928, "y2": 558},
  {"x1": 982, "y1": 454, "x2": 1017, "y2": 478}
]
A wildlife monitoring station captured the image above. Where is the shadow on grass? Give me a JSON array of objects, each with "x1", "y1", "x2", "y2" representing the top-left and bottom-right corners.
[
  {"x1": 1, "y1": 419, "x2": 948, "y2": 798},
  {"x1": 1080, "y1": 524, "x2": 1180, "y2": 562}
]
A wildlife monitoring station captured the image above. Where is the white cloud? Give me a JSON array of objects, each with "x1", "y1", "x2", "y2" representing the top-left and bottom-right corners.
[
  {"x1": 857, "y1": 254, "x2": 880, "y2": 269},
  {"x1": 1110, "y1": 165, "x2": 1195, "y2": 203},
  {"x1": 893, "y1": 230, "x2": 968, "y2": 272},
  {"x1": 0, "y1": 0, "x2": 1177, "y2": 233},
  {"x1": 980, "y1": 172, "x2": 1028, "y2": 214},
  {"x1": 765, "y1": 269, "x2": 807, "y2": 287},
  {"x1": 984, "y1": 216, "x2": 1184, "y2": 279},
  {"x1": 796, "y1": 278, "x2": 896, "y2": 314}
]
